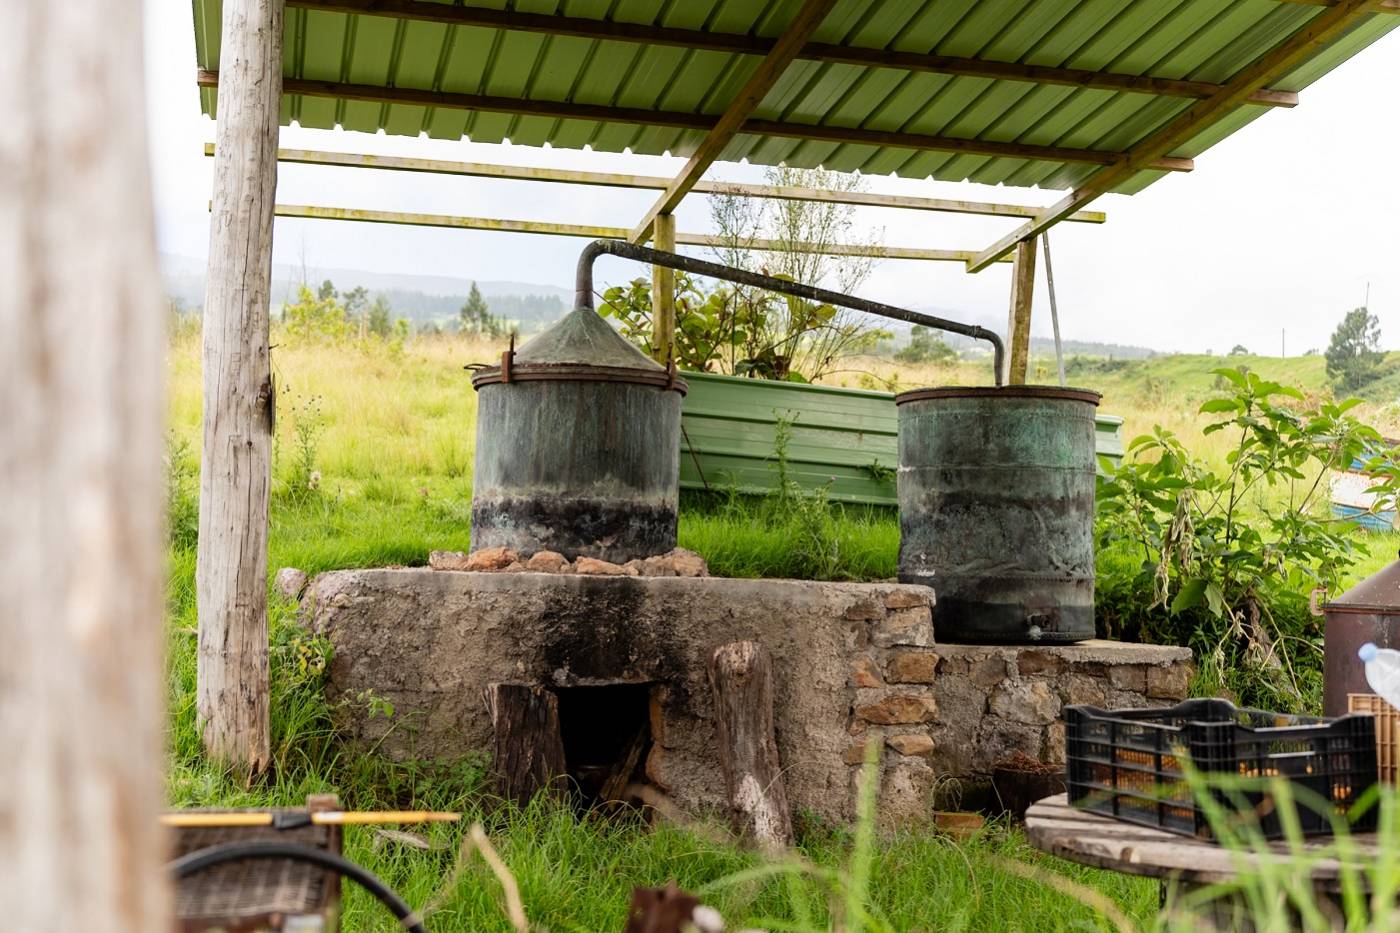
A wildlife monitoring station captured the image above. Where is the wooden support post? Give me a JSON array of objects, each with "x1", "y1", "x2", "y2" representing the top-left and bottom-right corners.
[
  {"x1": 1004, "y1": 238, "x2": 1038, "y2": 386},
  {"x1": 197, "y1": 0, "x2": 284, "y2": 772},
  {"x1": 0, "y1": 0, "x2": 170, "y2": 924},
  {"x1": 651, "y1": 213, "x2": 677, "y2": 363},
  {"x1": 487, "y1": 684, "x2": 567, "y2": 805},
  {"x1": 708, "y1": 641, "x2": 794, "y2": 851}
]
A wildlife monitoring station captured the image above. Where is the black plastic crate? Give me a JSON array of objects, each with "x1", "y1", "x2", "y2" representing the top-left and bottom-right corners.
[{"x1": 1064, "y1": 699, "x2": 1379, "y2": 840}]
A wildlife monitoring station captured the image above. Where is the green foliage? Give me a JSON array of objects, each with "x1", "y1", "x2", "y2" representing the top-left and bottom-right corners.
[
  {"x1": 282, "y1": 284, "x2": 350, "y2": 342},
  {"x1": 599, "y1": 273, "x2": 888, "y2": 382},
  {"x1": 1326, "y1": 306, "x2": 1384, "y2": 391},
  {"x1": 459, "y1": 281, "x2": 507, "y2": 338},
  {"x1": 276, "y1": 391, "x2": 325, "y2": 505},
  {"x1": 1096, "y1": 366, "x2": 1383, "y2": 708},
  {"x1": 894, "y1": 325, "x2": 958, "y2": 365},
  {"x1": 1229, "y1": 344, "x2": 1250, "y2": 356},
  {"x1": 367, "y1": 294, "x2": 393, "y2": 338},
  {"x1": 165, "y1": 433, "x2": 200, "y2": 550}
]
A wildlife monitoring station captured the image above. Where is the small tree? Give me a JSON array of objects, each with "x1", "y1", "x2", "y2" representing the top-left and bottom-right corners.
[
  {"x1": 367, "y1": 294, "x2": 393, "y2": 338},
  {"x1": 282, "y1": 284, "x2": 348, "y2": 342},
  {"x1": 895, "y1": 325, "x2": 958, "y2": 365},
  {"x1": 317, "y1": 279, "x2": 337, "y2": 301},
  {"x1": 1229, "y1": 344, "x2": 1250, "y2": 356},
  {"x1": 604, "y1": 165, "x2": 889, "y2": 382},
  {"x1": 342, "y1": 285, "x2": 369, "y2": 333},
  {"x1": 1325, "y1": 307, "x2": 1383, "y2": 391},
  {"x1": 460, "y1": 282, "x2": 505, "y2": 338}
]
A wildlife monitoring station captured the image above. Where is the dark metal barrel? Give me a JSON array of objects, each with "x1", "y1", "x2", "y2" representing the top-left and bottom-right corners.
[
  {"x1": 470, "y1": 307, "x2": 685, "y2": 563},
  {"x1": 895, "y1": 385, "x2": 1101, "y2": 644},
  {"x1": 1322, "y1": 555, "x2": 1400, "y2": 717}
]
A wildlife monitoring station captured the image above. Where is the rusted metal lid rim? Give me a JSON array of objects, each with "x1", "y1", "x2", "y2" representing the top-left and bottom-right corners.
[
  {"x1": 895, "y1": 385, "x2": 1101, "y2": 406},
  {"x1": 471, "y1": 362, "x2": 688, "y2": 394}
]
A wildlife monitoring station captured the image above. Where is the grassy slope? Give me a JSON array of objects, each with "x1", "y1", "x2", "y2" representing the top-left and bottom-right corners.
[{"x1": 166, "y1": 334, "x2": 1400, "y2": 929}]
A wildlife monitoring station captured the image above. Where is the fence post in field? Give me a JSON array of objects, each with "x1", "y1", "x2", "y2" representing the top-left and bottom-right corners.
[
  {"x1": 0, "y1": 0, "x2": 171, "y2": 925},
  {"x1": 1004, "y1": 237, "x2": 1037, "y2": 385},
  {"x1": 197, "y1": 0, "x2": 283, "y2": 772}
]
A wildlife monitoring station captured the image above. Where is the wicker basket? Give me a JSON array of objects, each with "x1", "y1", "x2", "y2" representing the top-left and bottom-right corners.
[
  {"x1": 1349, "y1": 693, "x2": 1400, "y2": 784},
  {"x1": 171, "y1": 794, "x2": 342, "y2": 932}
]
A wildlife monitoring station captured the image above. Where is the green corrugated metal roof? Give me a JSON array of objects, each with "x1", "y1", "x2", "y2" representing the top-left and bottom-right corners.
[{"x1": 193, "y1": 0, "x2": 1397, "y2": 195}]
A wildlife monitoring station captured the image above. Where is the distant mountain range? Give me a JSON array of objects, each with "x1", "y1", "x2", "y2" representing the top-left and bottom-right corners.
[{"x1": 160, "y1": 254, "x2": 571, "y2": 328}]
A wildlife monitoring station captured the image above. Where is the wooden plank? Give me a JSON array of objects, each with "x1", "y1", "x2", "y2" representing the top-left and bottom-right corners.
[
  {"x1": 268, "y1": 203, "x2": 1014, "y2": 262},
  {"x1": 284, "y1": 0, "x2": 1301, "y2": 106},
  {"x1": 208, "y1": 145, "x2": 1109, "y2": 224},
  {"x1": 486, "y1": 684, "x2": 567, "y2": 805},
  {"x1": 1026, "y1": 795, "x2": 1383, "y2": 886},
  {"x1": 0, "y1": 0, "x2": 170, "y2": 924},
  {"x1": 629, "y1": 0, "x2": 839, "y2": 243},
  {"x1": 196, "y1": 73, "x2": 1193, "y2": 175},
  {"x1": 708, "y1": 642, "x2": 793, "y2": 852},
  {"x1": 198, "y1": 0, "x2": 281, "y2": 772},
  {"x1": 968, "y1": 0, "x2": 1387, "y2": 272},
  {"x1": 1005, "y1": 239, "x2": 1037, "y2": 385},
  {"x1": 651, "y1": 213, "x2": 677, "y2": 364}
]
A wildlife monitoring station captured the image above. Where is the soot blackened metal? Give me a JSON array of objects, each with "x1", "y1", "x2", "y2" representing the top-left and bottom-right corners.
[
  {"x1": 470, "y1": 307, "x2": 685, "y2": 562},
  {"x1": 896, "y1": 386, "x2": 1101, "y2": 644}
]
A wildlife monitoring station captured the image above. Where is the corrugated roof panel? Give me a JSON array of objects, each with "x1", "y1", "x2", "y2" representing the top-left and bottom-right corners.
[{"x1": 193, "y1": 0, "x2": 1399, "y2": 196}]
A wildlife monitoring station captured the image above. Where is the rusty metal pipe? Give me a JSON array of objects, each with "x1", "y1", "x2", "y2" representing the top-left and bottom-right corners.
[{"x1": 575, "y1": 239, "x2": 1006, "y2": 385}]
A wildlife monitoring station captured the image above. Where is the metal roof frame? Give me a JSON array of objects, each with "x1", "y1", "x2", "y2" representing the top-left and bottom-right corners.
[{"x1": 194, "y1": 0, "x2": 1398, "y2": 267}]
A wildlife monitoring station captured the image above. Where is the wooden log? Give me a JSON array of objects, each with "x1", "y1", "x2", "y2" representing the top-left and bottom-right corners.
[
  {"x1": 0, "y1": 0, "x2": 170, "y2": 924},
  {"x1": 486, "y1": 684, "x2": 567, "y2": 805},
  {"x1": 707, "y1": 641, "x2": 794, "y2": 851},
  {"x1": 196, "y1": 0, "x2": 284, "y2": 772}
]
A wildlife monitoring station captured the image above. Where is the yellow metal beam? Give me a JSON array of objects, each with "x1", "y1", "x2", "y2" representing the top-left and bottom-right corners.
[
  {"x1": 265, "y1": 203, "x2": 1012, "y2": 263},
  {"x1": 211, "y1": 145, "x2": 1108, "y2": 224},
  {"x1": 967, "y1": 0, "x2": 1386, "y2": 272},
  {"x1": 219, "y1": 145, "x2": 1107, "y2": 224}
]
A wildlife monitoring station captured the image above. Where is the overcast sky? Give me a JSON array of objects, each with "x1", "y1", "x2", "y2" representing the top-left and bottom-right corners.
[{"x1": 144, "y1": 0, "x2": 1399, "y2": 355}]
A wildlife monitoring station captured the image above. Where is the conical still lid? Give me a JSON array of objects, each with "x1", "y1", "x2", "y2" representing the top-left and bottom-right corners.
[
  {"x1": 1323, "y1": 553, "x2": 1400, "y2": 613},
  {"x1": 470, "y1": 307, "x2": 686, "y2": 393}
]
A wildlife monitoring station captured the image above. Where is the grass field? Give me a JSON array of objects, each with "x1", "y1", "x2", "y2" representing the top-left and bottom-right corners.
[{"x1": 164, "y1": 330, "x2": 1400, "y2": 930}]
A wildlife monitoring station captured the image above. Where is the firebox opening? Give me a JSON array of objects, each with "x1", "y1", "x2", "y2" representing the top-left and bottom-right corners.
[{"x1": 554, "y1": 682, "x2": 652, "y2": 806}]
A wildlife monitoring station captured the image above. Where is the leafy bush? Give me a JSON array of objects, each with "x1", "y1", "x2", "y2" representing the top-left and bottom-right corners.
[{"x1": 1096, "y1": 367, "x2": 1386, "y2": 709}]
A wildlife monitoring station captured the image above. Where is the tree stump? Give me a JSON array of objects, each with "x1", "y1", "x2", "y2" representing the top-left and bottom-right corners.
[
  {"x1": 486, "y1": 684, "x2": 567, "y2": 805},
  {"x1": 707, "y1": 641, "x2": 794, "y2": 851}
]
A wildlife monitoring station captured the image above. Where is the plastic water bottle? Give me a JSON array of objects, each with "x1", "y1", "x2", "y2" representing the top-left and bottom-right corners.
[{"x1": 1358, "y1": 642, "x2": 1400, "y2": 710}]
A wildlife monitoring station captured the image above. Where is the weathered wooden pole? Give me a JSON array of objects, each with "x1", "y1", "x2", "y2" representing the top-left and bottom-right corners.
[
  {"x1": 651, "y1": 212, "x2": 677, "y2": 363},
  {"x1": 0, "y1": 0, "x2": 170, "y2": 925},
  {"x1": 197, "y1": 0, "x2": 284, "y2": 771},
  {"x1": 708, "y1": 641, "x2": 794, "y2": 851},
  {"x1": 1004, "y1": 238, "x2": 1037, "y2": 385}
]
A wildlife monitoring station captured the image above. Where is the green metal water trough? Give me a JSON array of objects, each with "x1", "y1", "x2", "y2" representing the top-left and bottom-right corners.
[{"x1": 679, "y1": 371, "x2": 1124, "y2": 506}]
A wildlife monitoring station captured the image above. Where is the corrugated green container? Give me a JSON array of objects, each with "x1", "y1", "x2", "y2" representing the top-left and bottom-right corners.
[{"x1": 679, "y1": 371, "x2": 1123, "y2": 505}]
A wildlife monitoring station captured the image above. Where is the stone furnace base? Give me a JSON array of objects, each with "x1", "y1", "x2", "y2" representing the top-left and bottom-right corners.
[{"x1": 303, "y1": 570, "x2": 1192, "y2": 824}]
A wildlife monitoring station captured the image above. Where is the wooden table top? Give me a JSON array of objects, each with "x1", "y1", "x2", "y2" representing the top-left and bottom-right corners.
[{"x1": 1025, "y1": 794, "x2": 1382, "y2": 888}]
